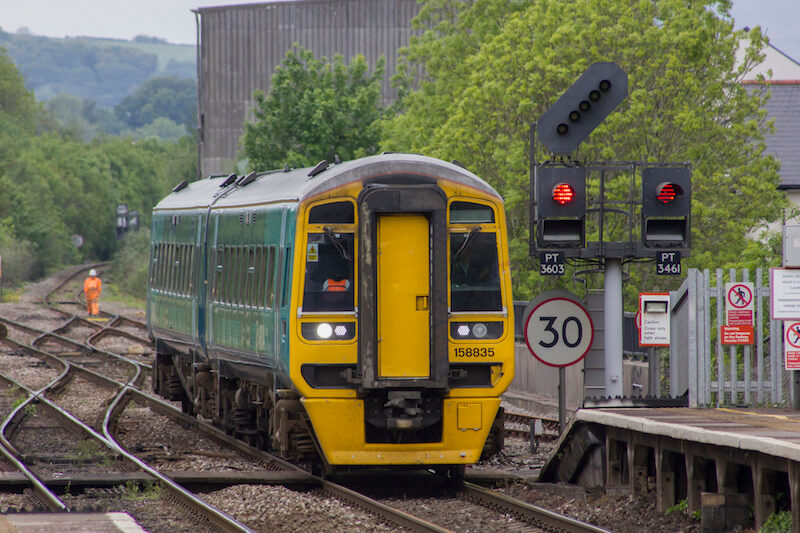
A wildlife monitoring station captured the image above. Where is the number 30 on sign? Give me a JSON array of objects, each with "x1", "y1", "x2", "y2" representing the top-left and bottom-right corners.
[{"x1": 523, "y1": 290, "x2": 594, "y2": 367}]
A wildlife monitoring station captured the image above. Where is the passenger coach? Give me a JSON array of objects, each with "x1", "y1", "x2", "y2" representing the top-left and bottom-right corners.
[{"x1": 147, "y1": 153, "x2": 514, "y2": 474}]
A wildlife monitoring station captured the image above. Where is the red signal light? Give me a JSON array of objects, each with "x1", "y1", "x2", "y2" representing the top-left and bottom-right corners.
[
  {"x1": 656, "y1": 182, "x2": 681, "y2": 204},
  {"x1": 552, "y1": 183, "x2": 575, "y2": 205}
]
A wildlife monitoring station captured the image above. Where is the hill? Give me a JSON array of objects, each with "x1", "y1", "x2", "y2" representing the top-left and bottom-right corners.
[{"x1": 0, "y1": 29, "x2": 195, "y2": 107}]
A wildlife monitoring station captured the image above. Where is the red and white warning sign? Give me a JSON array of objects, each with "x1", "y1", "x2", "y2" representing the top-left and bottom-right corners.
[
  {"x1": 721, "y1": 325, "x2": 754, "y2": 345},
  {"x1": 785, "y1": 322, "x2": 800, "y2": 370},
  {"x1": 725, "y1": 282, "x2": 755, "y2": 326}
]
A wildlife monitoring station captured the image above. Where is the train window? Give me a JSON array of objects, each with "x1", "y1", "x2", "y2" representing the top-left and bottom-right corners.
[
  {"x1": 214, "y1": 247, "x2": 224, "y2": 303},
  {"x1": 281, "y1": 247, "x2": 292, "y2": 307},
  {"x1": 266, "y1": 246, "x2": 277, "y2": 308},
  {"x1": 309, "y1": 201, "x2": 355, "y2": 224},
  {"x1": 449, "y1": 201, "x2": 495, "y2": 224},
  {"x1": 450, "y1": 232, "x2": 502, "y2": 312},
  {"x1": 166, "y1": 244, "x2": 176, "y2": 293},
  {"x1": 244, "y1": 247, "x2": 255, "y2": 306},
  {"x1": 302, "y1": 232, "x2": 355, "y2": 312},
  {"x1": 253, "y1": 247, "x2": 265, "y2": 307}
]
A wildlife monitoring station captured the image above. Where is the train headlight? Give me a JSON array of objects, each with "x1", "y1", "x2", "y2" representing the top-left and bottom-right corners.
[
  {"x1": 471, "y1": 323, "x2": 488, "y2": 338},
  {"x1": 317, "y1": 323, "x2": 333, "y2": 339},
  {"x1": 301, "y1": 322, "x2": 356, "y2": 341},
  {"x1": 450, "y1": 322, "x2": 504, "y2": 340}
]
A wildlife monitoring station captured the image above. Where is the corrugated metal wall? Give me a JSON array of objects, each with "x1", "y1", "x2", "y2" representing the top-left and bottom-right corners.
[{"x1": 197, "y1": 0, "x2": 420, "y2": 177}]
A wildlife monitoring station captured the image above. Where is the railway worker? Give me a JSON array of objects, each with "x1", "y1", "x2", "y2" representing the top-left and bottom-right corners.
[
  {"x1": 84, "y1": 269, "x2": 102, "y2": 316},
  {"x1": 323, "y1": 276, "x2": 350, "y2": 292}
]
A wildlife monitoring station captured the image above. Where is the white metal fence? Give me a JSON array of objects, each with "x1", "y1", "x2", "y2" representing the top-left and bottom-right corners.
[{"x1": 671, "y1": 268, "x2": 788, "y2": 407}]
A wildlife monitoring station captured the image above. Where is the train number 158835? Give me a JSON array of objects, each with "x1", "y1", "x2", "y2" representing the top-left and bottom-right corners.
[{"x1": 453, "y1": 347, "x2": 495, "y2": 357}]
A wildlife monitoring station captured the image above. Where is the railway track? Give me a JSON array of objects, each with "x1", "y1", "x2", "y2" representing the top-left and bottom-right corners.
[{"x1": 0, "y1": 264, "x2": 605, "y2": 532}]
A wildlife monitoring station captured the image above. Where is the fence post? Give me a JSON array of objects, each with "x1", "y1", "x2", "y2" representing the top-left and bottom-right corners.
[
  {"x1": 743, "y1": 269, "x2": 752, "y2": 404},
  {"x1": 716, "y1": 269, "x2": 724, "y2": 405},
  {"x1": 687, "y1": 270, "x2": 699, "y2": 407},
  {"x1": 756, "y1": 268, "x2": 764, "y2": 405}
]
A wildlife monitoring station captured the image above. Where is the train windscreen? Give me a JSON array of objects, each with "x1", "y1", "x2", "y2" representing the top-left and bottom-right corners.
[
  {"x1": 449, "y1": 232, "x2": 502, "y2": 312},
  {"x1": 302, "y1": 232, "x2": 355, "y2": 312}
]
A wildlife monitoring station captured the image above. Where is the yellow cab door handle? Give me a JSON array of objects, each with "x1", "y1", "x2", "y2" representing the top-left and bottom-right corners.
[{"x1": 416, "y1": 295, "x2": 429, "y2": 311}]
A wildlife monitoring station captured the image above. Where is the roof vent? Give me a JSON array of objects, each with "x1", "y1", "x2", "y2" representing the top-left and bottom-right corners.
[
  {"x1": 219, "y1": 173, "x2": 238, "y2": 188},
  {"x1": 308, "y1": 159, "x2": 329, "y2": 177},
  {"x1": 237, "y1": 172, "x2": 257, "y2": 187},
  {"x1": 172, "y1": 180, "x2": 189, "y2": 193}
]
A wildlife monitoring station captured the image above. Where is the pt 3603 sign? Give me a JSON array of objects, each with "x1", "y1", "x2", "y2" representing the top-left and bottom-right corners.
[{"x1": 523, "y1": 290, "x2": 594, "y2": 367}]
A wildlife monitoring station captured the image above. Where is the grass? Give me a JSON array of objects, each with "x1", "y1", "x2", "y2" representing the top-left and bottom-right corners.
[
  {"x1": 0, "y1": 284, "x2": 24, "y2": 303},
  {"x1": 121, "y1": 480, "x2": 162, "y2": 501},
  {"x1": 101, "y1": 281, "x2": 146, "y2": 311}
]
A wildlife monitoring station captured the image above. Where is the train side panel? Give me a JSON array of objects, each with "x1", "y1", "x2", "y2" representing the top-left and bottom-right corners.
[{"x1": 148, "y1": 209, "x2": 204, "y2": 353}]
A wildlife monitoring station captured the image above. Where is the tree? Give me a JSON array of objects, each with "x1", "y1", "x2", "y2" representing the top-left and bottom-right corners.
[
  {"x1": 114, "y1": 76, "x2": 196, "y2": 130},
  {"x1": 242, "y1": 45, "x2": 385, "y2": 171},
  {"x1": 383, "y1": 0, "x2": 785, "y2": 299},
  {"x1": 0, "y1": 46, "x2": 39, "y2": 134}
]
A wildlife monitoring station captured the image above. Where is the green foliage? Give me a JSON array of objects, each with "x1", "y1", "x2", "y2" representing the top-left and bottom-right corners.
[
  {"x1": 384, "y1": 0, "x2": 786, "y2": 300},
  {"x1": 0, "y1": 52, "x2": 197, "y2": 283},
  {"x1": 121, "y1": 480, "x2": 161, "y2": 501},
  {"x1": 242, "y1": 44, "x2": 385, "y2": 171},
  {"x1": 665, "y1": 499, "x2": 688, "y2": 515},
  {"x1": 109, "y1": 229, "x2": 151, "y2": 301},
  {"x1": 760, "y1": 511, "x2": 792, "y2": 533},
  {"x1": 0, "y1": 46, "x2": 40, "y2": 135},
  {"x1": 114, "y1": 76, "x2": 196, "y2": 130}
]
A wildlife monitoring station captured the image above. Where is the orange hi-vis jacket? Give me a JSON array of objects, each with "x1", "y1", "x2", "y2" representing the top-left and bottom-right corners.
[
  {"x1": 84, "y1": 276, "x2": 102, "y2": 300},
  {"x1": 324, "y1": 278, "x2": 349, "y2": 292}
]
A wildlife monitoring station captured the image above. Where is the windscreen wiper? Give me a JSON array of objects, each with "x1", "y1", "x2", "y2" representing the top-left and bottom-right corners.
[
  {"x1": 454, "y1": 226, "x2": 481, "y2": 259},
  {"x1": 325, "y1": 227, "x2": 352, "y2": 261}
]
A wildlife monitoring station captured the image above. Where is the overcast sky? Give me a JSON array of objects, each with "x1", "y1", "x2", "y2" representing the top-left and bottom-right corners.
[{"x1": 1, "y1": 0, "x2": 798, "y2": 59}]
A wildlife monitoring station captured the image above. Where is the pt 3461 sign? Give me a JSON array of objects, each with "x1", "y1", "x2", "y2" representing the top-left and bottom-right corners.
[{"x1": 523, "y1": 290, "x2": 594, "y2": 367}]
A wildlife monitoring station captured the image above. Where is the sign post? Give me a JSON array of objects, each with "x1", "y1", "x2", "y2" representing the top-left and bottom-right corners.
[{"x1": 524, "y1": 290, "x2": 594, "y2": 432}]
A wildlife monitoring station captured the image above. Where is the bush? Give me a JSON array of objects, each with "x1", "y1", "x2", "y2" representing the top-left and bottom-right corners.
[
  {"x1": 0, "y1": 235, "x2": 40, "y2": 283},
  {"x1": 109, "y1": 229, "x2": 150, "y2": 298},
  {"x1": 761, "y1": 511, "x2": 792, "y2": 533}
]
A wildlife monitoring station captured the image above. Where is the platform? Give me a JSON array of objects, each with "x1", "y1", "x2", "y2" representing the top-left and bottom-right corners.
[
  {"x1": 0, "y1": 512, "x2": 146, "y2": 532},
  {"x1": 541, "y1": 407, "x2": 800, "y2": 532}
]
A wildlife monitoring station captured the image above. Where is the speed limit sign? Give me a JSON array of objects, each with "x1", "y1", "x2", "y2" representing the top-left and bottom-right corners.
[{"x1": 524, "y1": 290, "x2": 594, "y2": 367}]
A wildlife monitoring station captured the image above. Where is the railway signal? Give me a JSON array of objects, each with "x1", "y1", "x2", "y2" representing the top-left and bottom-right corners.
[
  {"x1": 641, "y1": 166, "x2": 691, "y2": 247},
  {"x1": 535, "y1": 166, "x2": 586, "y2": 248},
  {"x1": 537, "y1": 62, "x2": 628, "y2": 154}
]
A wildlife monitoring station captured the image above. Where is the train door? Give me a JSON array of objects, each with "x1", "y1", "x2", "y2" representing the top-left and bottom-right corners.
[
  {"x1": 357, "y1": 183, "x2": 449, "y2": 391},
  {"x1": 377, "y1": 213, "x2": 430, "y2": 378}
]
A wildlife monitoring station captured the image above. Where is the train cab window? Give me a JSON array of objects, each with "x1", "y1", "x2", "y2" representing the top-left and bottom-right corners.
[
  {"x1": 449, "y1": 201, "x2": 495, "y2": 224},
  {"x1": 302, "y1": 232, "x2": 354, "y2": 312},
  {"x1": 450, "y1": 231, "x2": 502, "y2": 312},
  {"x1": 309, "y1": 201, "x2": 355, "y2": 224}
]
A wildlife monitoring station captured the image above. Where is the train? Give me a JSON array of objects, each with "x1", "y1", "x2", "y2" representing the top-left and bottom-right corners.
[{"x1": 146, "y1": 153, "x2": 515, "y2": 476}]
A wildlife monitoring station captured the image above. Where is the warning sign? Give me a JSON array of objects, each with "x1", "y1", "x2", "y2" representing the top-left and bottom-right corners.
[
  {"x1": 725, "y1": 282, "x2": 754, "y2": 326},
  {"x1": 720, "y1": 325, "x2": 754, "y2": 345},
  {"x1": 785, "y1": 322, "x2": 800, "y2": 370},
  {"x1": 306, "y1": 243, "x2": 319, "y2": 262}
]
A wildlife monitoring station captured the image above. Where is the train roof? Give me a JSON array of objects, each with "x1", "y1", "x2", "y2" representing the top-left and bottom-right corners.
[{"x1": 152, "y1": 153, "x2": 501, "y2": 212}]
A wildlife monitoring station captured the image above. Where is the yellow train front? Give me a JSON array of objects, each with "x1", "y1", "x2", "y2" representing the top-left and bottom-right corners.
[
  {"x1": 148, "y1": 153, "x2": 514, "y2": 474},
  {"x1": 289, "y1": 154, "x2": 514, "y2": 470}
]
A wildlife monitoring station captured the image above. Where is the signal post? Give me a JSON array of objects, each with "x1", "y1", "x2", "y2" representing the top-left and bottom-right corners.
[{"x1": 531, "y1": 62, "x2": 691, "y2": 399}]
